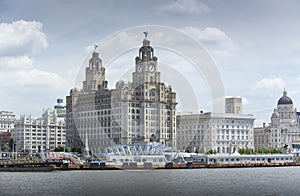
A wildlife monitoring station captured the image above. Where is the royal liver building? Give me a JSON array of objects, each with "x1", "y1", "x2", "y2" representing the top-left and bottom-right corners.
[{"x1": 66, "y1": 35, "x2": 177, "y2": 153}]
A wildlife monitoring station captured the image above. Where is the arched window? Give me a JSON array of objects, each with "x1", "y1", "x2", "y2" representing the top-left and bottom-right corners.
[{"x1": 150, "y1": 91, "x2": 155, "y2": 96}]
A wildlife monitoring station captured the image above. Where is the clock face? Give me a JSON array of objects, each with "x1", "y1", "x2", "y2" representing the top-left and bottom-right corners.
[
  {"x1": 148, "y1": 64, "x2": 155, "y2": 73},
  {"x1": 137, "y1": 64, "x2": 143, "y2": 72}
]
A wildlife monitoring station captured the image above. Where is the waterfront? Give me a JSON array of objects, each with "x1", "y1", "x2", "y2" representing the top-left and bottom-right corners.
[{"x1": 1, "y1": 167, "x2": 300, "y2": 196}]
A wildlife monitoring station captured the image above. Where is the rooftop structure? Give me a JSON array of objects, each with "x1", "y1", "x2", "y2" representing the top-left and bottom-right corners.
[
  {"x1": 102, "y1": 142, "x2": 185, "y2": 164},
  {"x1": 0, "y1": 111, "x2": 15, "y2": 132}
]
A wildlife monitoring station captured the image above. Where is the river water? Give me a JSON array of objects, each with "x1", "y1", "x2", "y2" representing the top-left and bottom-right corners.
[{"x1": 1, "y1": 167, "x2": 300, "y2": 196}]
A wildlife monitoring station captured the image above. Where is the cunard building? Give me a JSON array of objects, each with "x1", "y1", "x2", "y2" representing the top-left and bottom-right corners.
[
  {"x1": 66, "y1": 34, "x2": 177, "y2": 153},
  {"x1": 176, "y1": 97, "x2": 255, "y2": 154}
]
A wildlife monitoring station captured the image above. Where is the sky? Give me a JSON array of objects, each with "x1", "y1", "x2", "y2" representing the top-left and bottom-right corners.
[{"x1": 1, "y1": 0, "x2": 300, "y2": 126}]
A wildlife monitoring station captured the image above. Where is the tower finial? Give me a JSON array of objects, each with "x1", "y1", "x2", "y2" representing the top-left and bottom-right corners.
[
  {"x1": 283, "y1": 89, "x2": 287, "y2": 96},
  {"x1": 143, "y1": 31, "x2": 148, "y2": 38},
  {"x1": 93, "y1": 44, "x2": 98, "y2": 51}
]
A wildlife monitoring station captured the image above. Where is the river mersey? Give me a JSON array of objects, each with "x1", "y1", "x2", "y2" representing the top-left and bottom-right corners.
[{"x1": 1, "y1": 167, "x2": 300, "y2": 196}]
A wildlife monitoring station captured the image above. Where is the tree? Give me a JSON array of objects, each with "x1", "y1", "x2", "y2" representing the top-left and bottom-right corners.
[
  {"x1": 256, "y1": 148, "x2": 262, "y2": 154},
  {"x1": 239, "y1": 148, "x2": 245, "y2": 154},
  {"x1": 71, "y1": 148, "x2": 82, "y2": 153},
  {"x1": 9, "y1": 138, "x2": 13, "y2": 151},
  {"x1": 206, "y1": 149, "x2": 212, "y2": 154},
  {"x1": 244, "y1": 147, "x2": 252, "y2": 154},
  {"x1": 1, "y1": 143, "x2": 7, "y2": 151},
  {"x1": 199, "y1": 147, "x2": 205, "y2": 153},
  {"x1": 53, "y1": 146, "x2": 64, "y2": 152},
  {"x1": 150, "y1": 134, "x2": 156, "y2": 142}
]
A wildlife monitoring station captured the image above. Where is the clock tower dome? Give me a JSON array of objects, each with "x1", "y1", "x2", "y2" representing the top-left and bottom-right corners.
[
  {"x1": 83, "y1": 46, "x2": 107, "y2": 92},
  {"x1": 133, "y1": 33, "x2": 161, "y2": 85}
]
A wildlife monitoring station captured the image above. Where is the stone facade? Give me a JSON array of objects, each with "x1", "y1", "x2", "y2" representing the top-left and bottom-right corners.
[
  {"x1": 254, "y1": 90, "x2": 300, "y2": 149},
  {"x1": 253, "y1": 123, "x2": 270, "y2": 149},
  {"x1": 225, "y1": 97, "x2": 242, "y2": 114},
  {"x1": 66, "y1": 36, "x2": 177, "y2": 153},
  {"x1": 176, "y1": 98, "x2": 255, "y2": 153},
  {"x1": 12, "y1": 109, "x2": 65, "y2": 153},
  {"x1": 66, "y1": 48, "x2": 111, "y2": 152},
  {"x1": 0, "y1": 111, "x2": 15, "y2": 132}
]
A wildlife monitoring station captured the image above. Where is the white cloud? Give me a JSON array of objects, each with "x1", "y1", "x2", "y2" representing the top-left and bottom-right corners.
[
  {"x1": 287, "y1": 57, "x2": 300, "y2": 64},
  {"x1": 0, "y1": 20, "x2": 66, "y2": 116},
  {"x1": 0, "y1": 55, "x2": 64, "y2": 88},
  {"x1": 254, "y1": 119, "x2": 268, "y2": 127},
  {"x1": 0, "y1": 56, "x2": 33, "y2": 70},
  {"x1": 0, "y1": 20, "x2": 49, "y2": 56},
  {"x1": 242, "y1": 97, "x2": 249, "y2": 105},
  {"x1": 183, "y1": 26, "x2": 236, "y2": 57},
  {"x1": 296, "y1": 75, "x2": 300, "y2": 83},
  {"x1": 255, "y1": 78, "x2": 285, "y2": 90},
  {"x1": 0, "y1": 68, "x2": 65, "y2": 88},
  {"x1": 0, "y1": 62, "x2": 68, "y2": 116},
  {"x1": 160, "y1": 0, "x2": 210, "y2": 15}
]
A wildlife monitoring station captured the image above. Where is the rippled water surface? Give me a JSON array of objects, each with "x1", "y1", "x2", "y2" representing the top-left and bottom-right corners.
[{"x1": 1, "y1": 167, "x2": 300, "y2": 196}]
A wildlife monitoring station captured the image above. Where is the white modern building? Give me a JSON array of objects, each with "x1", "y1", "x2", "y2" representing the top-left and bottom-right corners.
[
  {"x1": 177, "y1": 98, "x2": 255, "y2": 153},
  {"x1": 12, "y1": 109, "x2": 65, "y2": 153},
  {"x1": 254, "y1": 90, "x2": 300, "y2": 150},
  {"x1": 0, "y1": 111, "x2": 16, "y2": 132}
]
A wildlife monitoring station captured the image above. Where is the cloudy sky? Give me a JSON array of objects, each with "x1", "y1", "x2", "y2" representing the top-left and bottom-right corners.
[{"x1": 1, "y1": 0, "x2": 300, "y2": 126}]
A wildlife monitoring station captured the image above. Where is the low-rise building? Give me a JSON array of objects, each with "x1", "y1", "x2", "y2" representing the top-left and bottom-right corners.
[
  {"x1": 254, "y1": 90, "x2": 300, "y2": 150},
  {"x1": 12, "y1": 109, "x2": 65, "y2": 153},
  {"x1": 253, "y1": 123, "x2": 271, "y2": 149},
  {"x1": 177, "y1": 98, "x2": 255, "y2": 153},
  {"x1": 0, "y1": 111, "x2": 15, "y2": 132}
]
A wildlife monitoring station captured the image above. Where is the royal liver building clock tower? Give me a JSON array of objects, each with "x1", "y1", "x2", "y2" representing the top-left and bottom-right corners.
[
  {"x1": 112, "y1": 33, "x2": 177, "y2": 147},
  {"x1": 132, "y1": 33, "x2": 160, "y2": 85}
]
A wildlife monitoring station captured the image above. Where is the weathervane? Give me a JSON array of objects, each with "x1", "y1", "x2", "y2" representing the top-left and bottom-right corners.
[
  {"x1": 143, "y1": 31, "x2": 148, "y2": 38},
  {"x1": 94, "y1": 44, "x2": 98, "y2": 51}
]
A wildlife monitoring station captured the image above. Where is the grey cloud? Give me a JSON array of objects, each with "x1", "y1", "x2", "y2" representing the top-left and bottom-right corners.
[{"x1": 159, "y1": 0, "x2": 211, "y2": 15}]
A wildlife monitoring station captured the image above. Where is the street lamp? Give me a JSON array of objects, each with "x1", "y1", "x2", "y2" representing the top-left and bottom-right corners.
[
  {"x1": 0, "y1": 136, "x2": 2, "y2": 153},
  {"x1": 13, "y1": 138, "x2": 19, "y2": 161}
]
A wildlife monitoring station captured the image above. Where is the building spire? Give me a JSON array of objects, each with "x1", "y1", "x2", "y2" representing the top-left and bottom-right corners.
[
  {"x1": 93, "y1": 44, "x2": 98, "y2": 52},
  {"x1": 283, "y1": 89, "x2": 287, "y2": 96},
  {"x1": 143, "y1": 31, "x2": 150, "y2": 46},
  {"x1": 143, "y1": 31, "x2": 148, "y2": 38}
]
